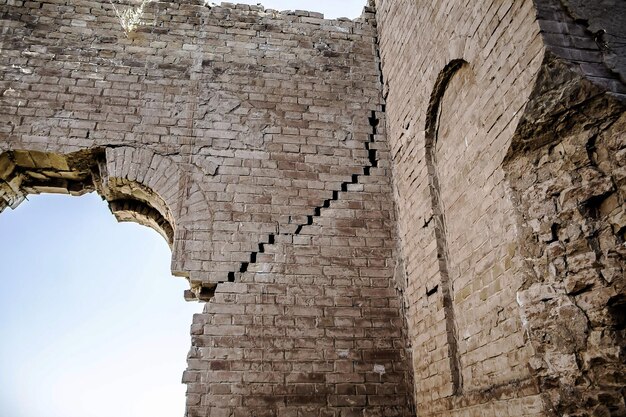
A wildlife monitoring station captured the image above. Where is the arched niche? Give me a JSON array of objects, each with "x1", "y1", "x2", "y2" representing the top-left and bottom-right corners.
[
  {"x1": 423, "y1": 56, "x2": 534, "y2": 398},
  {"x1": 423, "y1": 59, "x2": 468, "y2": 396}
]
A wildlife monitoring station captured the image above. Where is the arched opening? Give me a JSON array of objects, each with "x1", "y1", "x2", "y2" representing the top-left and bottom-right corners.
[
  {"x1": 0, "y1": 149, "x2": 175, "y2": 246},
  {"x1": 0, "y1": 150, "x2": 201, "y2": 416}
]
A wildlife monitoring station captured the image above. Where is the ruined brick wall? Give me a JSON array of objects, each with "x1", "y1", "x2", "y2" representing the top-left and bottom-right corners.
[
  {"x1": 1, "y1": 0, "x2": 625, "y2": 415},
  {"x1": 0, "y1": 1, "x2": 414, "y2": 415},
  {"x1": 375, "y1": 0, "x2": 546, "y2": 414},
  {"x1": 507, "y1": 1, "x2": 626, "y2": 414},
  {"x1": 375, "y1": 0, "x2": 625, "y2": 415}
]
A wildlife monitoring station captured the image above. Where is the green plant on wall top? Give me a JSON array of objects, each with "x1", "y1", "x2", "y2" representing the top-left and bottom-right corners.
[{"x1": 109, "y1": 0, "x2": 154, "y2": 36}]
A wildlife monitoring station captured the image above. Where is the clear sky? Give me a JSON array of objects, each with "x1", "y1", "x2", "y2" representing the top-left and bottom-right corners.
[
  {"x1": 0, "y1": 193, "x2": 202, "y2": 417},
  {"x1": 0, "y1": 2, "x2": 365, "y2": 417},
  {"x1": 222, "y1": 1, "x2": 366, "y2": 19}
]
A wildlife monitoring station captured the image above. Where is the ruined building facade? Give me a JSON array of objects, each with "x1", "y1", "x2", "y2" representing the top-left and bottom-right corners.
[{"x1": 1, "y1": 0, "x2": 624, "y2": 415}]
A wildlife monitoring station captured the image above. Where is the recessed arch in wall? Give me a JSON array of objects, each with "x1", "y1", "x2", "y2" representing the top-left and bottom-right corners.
[
  {"x1": 0, "y1": 148, "x2": 176, "y2": 246},
  {"x1": 0, "y1": 147, "x2": 209, "y2": 416},
  {"x1": 423, "y1": 58, "x2": 473, "y2": 396}
]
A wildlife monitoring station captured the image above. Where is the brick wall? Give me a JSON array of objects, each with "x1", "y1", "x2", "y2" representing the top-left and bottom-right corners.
[
  {"x1": 0, "y1": 1, "x2": 414, "y2": 415},
  {"x1": 0, "y1": 0, "x2": 390, "y2": 295},
  {"x1": 1, "y1": 0, "x2": 624, "y2": 415},
  {"x1": 374, "y1": 0, "x2": 547, "y2": 413},
  {"x1": 375, "y1": 0, "x2": 625, "y2": 415}
]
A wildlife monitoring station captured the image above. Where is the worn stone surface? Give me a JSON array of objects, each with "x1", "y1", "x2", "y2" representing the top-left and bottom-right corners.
[
  {"x1": 1, "y1": 0, "x2": 624, "y2": 416},
  {"x1": 506, "y1": 54, "x2": 626, "y2": 417}
]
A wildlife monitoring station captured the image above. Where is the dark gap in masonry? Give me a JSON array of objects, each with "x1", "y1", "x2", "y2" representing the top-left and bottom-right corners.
[
  {"x1": 369, "y1": 111, "x2": 379, "y2": 135},
  {"x1": 199, "y1": 286, "x2": 215, "y2": 300},
  {"x1": 426, "y1": 285, "x2": 439, "y2": 297},
  {"x1": 224, "y1": 107, "x2": 383, "y2": 285},
  {"x1": 368, "y1": 149, "x2": 378, "y2": 167}
]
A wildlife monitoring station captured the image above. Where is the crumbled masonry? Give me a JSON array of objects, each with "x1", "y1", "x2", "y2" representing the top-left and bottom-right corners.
[{"x1": 1, "y1": 0, "x2": 624, "y2": 415}]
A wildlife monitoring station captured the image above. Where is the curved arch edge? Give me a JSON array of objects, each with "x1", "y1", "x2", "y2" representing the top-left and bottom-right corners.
[
  {"x1": 424, "y1": 59, "x2": 468, "y2": 147},
  {"x1": 422, "y1": 59, "x2": 470, "y2": 396},
  {"x1": 0, "y1": 147, "x2": 211, "y2": 301}
]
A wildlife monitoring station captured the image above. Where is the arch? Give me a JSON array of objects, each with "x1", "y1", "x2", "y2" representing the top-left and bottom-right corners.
[
  {"x1": 109, "y1": 197, "x2": 174, "y2": 244},
  {"x1": 423, "y1": 59, "x2": 469, "y2": 396},
  {"x1": 425, "y1": 59, "x2": 467, "y2": 146},
  {"x1": 0, "y1": 148, "x2": 177, "y2": 241},
  {"x1": 0, "y1": 147, "x2": 214, "y2": 299}
]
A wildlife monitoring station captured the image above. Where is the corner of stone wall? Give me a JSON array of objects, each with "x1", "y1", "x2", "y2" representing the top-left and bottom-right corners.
[
  {"x1": 371, "y1": 2, "x2": 417, "y2": 409},
  {"x1": 504, "y1": 25, "x2": 626, "y2": 413}
]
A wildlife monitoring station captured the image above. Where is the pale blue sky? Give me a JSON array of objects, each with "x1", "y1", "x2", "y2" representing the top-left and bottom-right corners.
[
  {"x1": 0, "y1": 2, "x2": 365, "y2": 417},
  {"x1": 226, "y1": 0, "x2": 365, "y2": 19},
  {"x1": 0, "y1": 193, "x2": 201, "y2": 417}
]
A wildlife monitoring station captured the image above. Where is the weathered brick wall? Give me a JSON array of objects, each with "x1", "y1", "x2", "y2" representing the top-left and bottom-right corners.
[
  {"x1": 375, "y1": 0, "x2": 625, "y2": 415},
  {"x1": 2, "y1": 0, "x2": 624, "y2": 415},
  {"x1": 0, "y1": 1, "x2": 414, "y2": 415},
  {"x1": 0, "y1": 0, "x2": 388, "y2": 295},
  {"x1": 374, "y1": 0, "x2": 546, "y2": 414}
]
